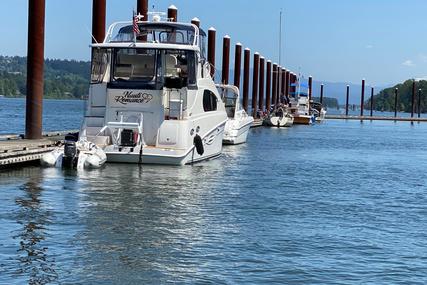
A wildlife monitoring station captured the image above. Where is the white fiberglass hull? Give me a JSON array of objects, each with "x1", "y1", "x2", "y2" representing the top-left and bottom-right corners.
[
  {"x1": 266, "y1": 115, "x2": 294, "y2": 127},
  {"x1": 104, "y1": 123, "x2": 225, "y2": 165},
  {"x1": 223, "y1": 117, "x2": 253, "y2": 145}
]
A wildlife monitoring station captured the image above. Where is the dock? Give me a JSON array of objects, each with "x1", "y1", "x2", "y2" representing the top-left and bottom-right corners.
[
  {"x1": 325, "y1": 115, "x2": 427, "y2": 122},
  {"x1": 0, "y1": 130, "x2": 76, "y2": 167}
]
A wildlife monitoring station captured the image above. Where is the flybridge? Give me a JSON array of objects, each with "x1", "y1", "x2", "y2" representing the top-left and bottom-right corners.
[{"x1": 103, "y1": 21, "x2": 205, "y2": 47}]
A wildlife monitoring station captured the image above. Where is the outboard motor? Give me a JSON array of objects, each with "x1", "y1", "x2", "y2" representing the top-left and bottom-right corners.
[{"x1": 62, "y1": 133, "x2": 79, "y2": 168}]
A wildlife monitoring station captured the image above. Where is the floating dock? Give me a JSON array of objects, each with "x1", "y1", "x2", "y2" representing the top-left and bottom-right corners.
[
  {"x1": 325, "y1": 115, "x2": 427, "y2": 122},
  {"x1": 0, "y1": 130, "x2": 76, "y2": 167}
]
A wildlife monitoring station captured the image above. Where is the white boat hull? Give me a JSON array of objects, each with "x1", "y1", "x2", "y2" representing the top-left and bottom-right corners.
[
  {"x1": 266, "y1": 115, "x2": 294, "y2": 127},
  {"x1": 223, "y1": 118, "x2": 253, "y2": 145}
]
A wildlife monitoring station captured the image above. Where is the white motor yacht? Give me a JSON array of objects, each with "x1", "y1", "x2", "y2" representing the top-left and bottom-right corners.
[
  {"x1": 216, "y1": 84, "x2": 254, "y2": 144},
  {"x1": 81, "y1": 16, "x2": 228, "y2": 165},
  {"x1": 289, "y1": 79, "x2": 315, "y2": 125}
]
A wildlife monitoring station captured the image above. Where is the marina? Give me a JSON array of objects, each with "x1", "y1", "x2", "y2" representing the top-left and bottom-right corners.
[{"x1": 2, "y1": 0, "x2": 427, "y2": 284}]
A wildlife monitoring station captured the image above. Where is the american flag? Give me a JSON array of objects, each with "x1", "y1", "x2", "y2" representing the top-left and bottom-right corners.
[{"x1": 133, "y1": 12, "x2": 140, "y2": 35}]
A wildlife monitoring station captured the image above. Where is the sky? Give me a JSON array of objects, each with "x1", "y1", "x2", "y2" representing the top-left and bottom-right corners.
[{"x1": 0, "y1": 0, "x2": 427, "y2": 86}]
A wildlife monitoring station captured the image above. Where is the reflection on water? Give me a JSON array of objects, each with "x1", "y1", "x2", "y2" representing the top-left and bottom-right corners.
[
  {"x1": 12, "y1": 171, "x2": 57, "y2": 284},
  {"x1": 1, "y1": 120, "x2": 427, "y2": 284}
]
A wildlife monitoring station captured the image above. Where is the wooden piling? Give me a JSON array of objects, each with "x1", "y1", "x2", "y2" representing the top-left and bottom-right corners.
[
  {"x1": 167, "y1": 5, "x2": 178, "y2": 22},
  {"x1": 221, "y1": 35, "x2": 230, "y2": 84},
  {"x1": 418, "y1": 88, "x2": 422, "y2": 118},
  {"x1": 252, "y1": 53, "x2": 260, "y2": 117},
  {"x1": 369, "y1": 87, "x2": 374, "y2": 116},
  {"x1": 281, "y1": 68, "x2": 286, "y2": 103},
  {"x1": 360, "y1": 79, "x2": 365, "y2": 116},
  {"x1": 92, "y1": 0, "x2": 106, "y2": 43},
  {"x1": 266, "y1": 61, "x2": 272, "y2": 113},
  {"x1": 276, "y1": 67, "x2": 281, "y2": 106},
  {"x1": 242, "y1": 48, "x2": 250, "y2": 112},
  {"x1": 285, "y1": 71, "x2": 290, "y2": 101},
  {"x1": 345, "y1": 85, "x2": 349, "y2": 116},
  {"x1": 259, "y1": 57, "x2": 265, "y2": 112},
  {"x1": 394, "y1": 88, "x2": 398, "y2": 117},
  {"x1": 233, "y1": 43, "x2": 242, "y2": 89},
  {"x1": 191, "y1": 17, "x2": 200, "y2": 27},
  {"x1": 308, "y1": 76, "x2": 313, "y2": 101},
  {"x1": 411, "y1": 80, "x2": 416, "y2": 118},
  {"x1": 320, "y1": 84, "x2": 324, "y2": 105},
  {"x1": 272, "y1": 63, "x2": 278, "y2": 108},
  {"x1": 137, "y1": 0, "x2": 148, "y2": 21},
  {"x1": 207, "y1": 27, "x2": 216, "y2": 77},
  {"x1": 25, "y1": 0, "x2": 46, "y2": 139}
]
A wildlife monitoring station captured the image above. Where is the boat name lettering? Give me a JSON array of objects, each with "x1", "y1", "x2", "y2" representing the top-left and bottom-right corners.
[{"x1": 114, "y1": 91, "x2": 153, "y2": 105}]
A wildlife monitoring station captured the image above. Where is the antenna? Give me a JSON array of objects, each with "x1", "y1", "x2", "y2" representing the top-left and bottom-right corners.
[{"x1": 279, "y1": 9, "x2": 282, "y2": 66}]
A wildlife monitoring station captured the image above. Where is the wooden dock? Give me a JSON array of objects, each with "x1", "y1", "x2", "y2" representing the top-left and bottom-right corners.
[
  {"x1": 0, "y1": 130, "x2": 76, "y2": 167},
  {"x1": 325, "y1": 115, "x2": 427, "y2": 122}
]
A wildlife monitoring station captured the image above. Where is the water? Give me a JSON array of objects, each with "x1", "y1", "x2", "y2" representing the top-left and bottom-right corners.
[
  {"x1": 0, "y1": 98, "x2": 84, "y2": 135},
  {"x1": 1, "y1": 100, "x2": 427, "y2": 284}
]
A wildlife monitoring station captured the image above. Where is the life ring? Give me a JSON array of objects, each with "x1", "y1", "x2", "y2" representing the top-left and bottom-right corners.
[{"x1": 193, "y1": 134, "x2": 204, "y2": 155}]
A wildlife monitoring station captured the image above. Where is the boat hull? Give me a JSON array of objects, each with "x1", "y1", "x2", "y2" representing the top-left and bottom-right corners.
[
  {"x1": 223, "y1": 118, "x2": 253, "y2": 145},
  {"x1": 293, "y1": 115, "x2": 315, "y2": 125}
]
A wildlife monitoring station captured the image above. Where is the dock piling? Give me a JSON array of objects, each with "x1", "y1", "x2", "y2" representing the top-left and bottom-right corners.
[
  {"x1": 345, "y1": 85, "x2": 349, "y2": 116},
  {"x1": 360, "y1": 79, "x2": 365, "y2": 116},
  {"x1": 394, "y1": 88, "x2": 398, "y2": 117},
  {"x1": 167, "y1": 5, "x2": 178, "y2": 22},
  {"x1": 266, "y1": 61, "x2": 272, "y2": 113},
  {"x1": 285, "y1": 70, "x2": 290, "y2": 102},
  {"x1": 25, "y1": 0, "x2": 46, "y2": 139},
  {"x1": 191, "y1": 17, "x2": 200, "y2": 27},
  {"x1": 370, "y1": 87, "x2": 374, "y2": 117},
  {"x1": 242, "y1": 48, "x2": 250, "y2": 112},
  {"x1": 92, "y1": 0, "x2": 106, "y2": 43},
  {"x1": 207, "y1": 27, "x2": 216, "y2": 77},
  {"x1": 259, "y1": 57, "x2": 265, "y2": 112},
  {"x1": 418, "y1": 88, "x2": 422, "y2": 118},
  {"x1": 411, "y1": 80, "x2": 416, "y2": 118},
  {"x1": 221, "y1": 35, "x2": 230, "y2": 84},
  {"x1": 320, "y1": 84, "x2": 324, "y2": 105},
  {"x1": 137, "y1": 0, "x2": 148, "y2": 21},
  {"x1": 281, "y1": 68, "x2": 286, "y2": 103},
  {"x1": 308, "y1": 76, "x2": 313, "y2": 101},
  {"x1": 272, "y1": 63, "x2": 278, "y2": 108},
  {"x1": 252, "y1": 53, "x2": 260, "y2": 117},
  {"x1": 233, "y1": 43, "x2": 242, "y2": 89}
]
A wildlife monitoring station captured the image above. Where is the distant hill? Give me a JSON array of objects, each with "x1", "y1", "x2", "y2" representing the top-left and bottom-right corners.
[
  {"x1": 366, "y1": 79, "x2": 427, "y2": 113},
  {"x1": 0, "y1": 55, "x2": 90, "y2": 99},
  {"x1": 312, "y1": 97, "x2": 339, "y2": 109}
]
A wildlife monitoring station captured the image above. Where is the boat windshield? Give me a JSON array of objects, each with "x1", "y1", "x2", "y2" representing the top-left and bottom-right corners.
[
  {"x1": 218, "y1": 87, "x2": 237, "y2": 118},
  {"x1": 108, "y1": 48, "x2": 196, "y2": 90},
  {"x1": 111, "y1": 23, "x2": 201, "y2": 46}
]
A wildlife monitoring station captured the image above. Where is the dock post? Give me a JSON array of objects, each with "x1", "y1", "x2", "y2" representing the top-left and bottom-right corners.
[
  {"x1": 320, "y1": 84, "x2": 324, "y2": 105},
  {"x1": 370, "y1": 87, "x2": 374, "y2": 117},
  {"x1": 167, "y1": 5, "x2": 178, "y2": 22},
  {"x1": 276, "y1": 68, "x2": 282, "y2": 106},
  {"x1": 418, "y1": 88, "x2": 422, "y2": 118},
  {"x1": 92, "y1": 0, "x2": 106, "y2": 43},
  {"x1": 272, "y1": 63, "x2": 278, "y2": 108},
  {"x1": 25, "y1": 0, "x2": 46, "y2": 139},
  {"x1": 233, "y1": 43, "x2": 242, "y2": 89},
  {"x1": 394, "y1": 88, "x2": 398, "y2": 117},
  {"x1": 191, "y1": 17, "x2": 200, "y2": 27},
  {"x1": 259, "y1": 57, "x2": 265, "y2": 112},
  {"x1": 345, "y1": 85, "x2": 349, "y2": 116},
  {"x1": 137, "y1": 0, "x2": 148, "y2": 21},
  {"x1": 266, "y1": 60, "x2": 272, "y2": 113},
  {"x1": 360, "y1": 79, "x2": 365, "y2": 117},
  {"x1": 411, "y1": 80, "x2": 416, "y2": 118},
  {"x1": 308, "y1": 76, "x2": 313, "y2": 101},
  {"x1": 252, "y1": 53, "x2": 260, "y2": 117},
  {"x1": 281, "y1": 68, "x2": 286, "y2": 103},
  {"x1": 221, "y1": 35, "x2": 230, "y2": 84},
  {"x1": 207, "y1": 27, "x2": 216, "y2": 77},
  {"x1": 242, "y1": 48, "x2": 250, "y2": 112},
  {"x1": 285, "y1": 70, "x2": 290, "y2": 102}
]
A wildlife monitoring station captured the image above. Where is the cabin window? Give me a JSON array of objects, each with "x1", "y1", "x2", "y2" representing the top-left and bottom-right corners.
[
  {"x1": 91, "y1": 48, "x2": 110, "y2": 84},
  {"x1": 203, "y1": 90, "x2": 217, "y2": 112},
  {"x1": 112, "y1": 48, "x2": 157, "y2": 82},
  {"x1": 163, "y1": 50, "x2": 196, "y2": 88}
]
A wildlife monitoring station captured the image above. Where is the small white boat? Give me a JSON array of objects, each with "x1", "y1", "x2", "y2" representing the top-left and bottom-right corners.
[
  {"x1": 217, "y1": 84, "x2": 254, "y2": 144},
  {"x1": 41, "y1": 134, "x2": 106, "y2": 169},
  {"x1": 289, "y1": 77, "x2": 315, "y2": 125},
  {"x1": 265, "y1": 106, "x2": 294, "y2": 127},
  {"x1": 310, "y1": 101, "x2": 327, "y2": 122}
]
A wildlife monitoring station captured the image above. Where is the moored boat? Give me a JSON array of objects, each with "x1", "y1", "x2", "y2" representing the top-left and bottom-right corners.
[
  {"x1": 265, "y1": 106, "x2": 294, "y2": 127},
  {"x1": 79, "y1": 13, "x2": 227, "y2": 165},
  {"x1": 216, "y1": 84, "x2": 254, "y2": 144}
]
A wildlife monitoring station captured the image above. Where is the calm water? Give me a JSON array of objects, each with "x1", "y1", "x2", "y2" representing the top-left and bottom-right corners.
[{"x1": 1, "y1": 99, "x2": 427, "y2": 284}]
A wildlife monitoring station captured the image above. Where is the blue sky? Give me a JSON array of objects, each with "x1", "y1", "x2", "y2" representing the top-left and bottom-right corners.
[{"x1": 1, "y1": 0, "x2": 426, "y2": 86}]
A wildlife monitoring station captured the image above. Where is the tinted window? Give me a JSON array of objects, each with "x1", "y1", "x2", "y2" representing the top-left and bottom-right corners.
[{"x1": 203, "y1": 90, "x2": 217, "y2": 112}]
